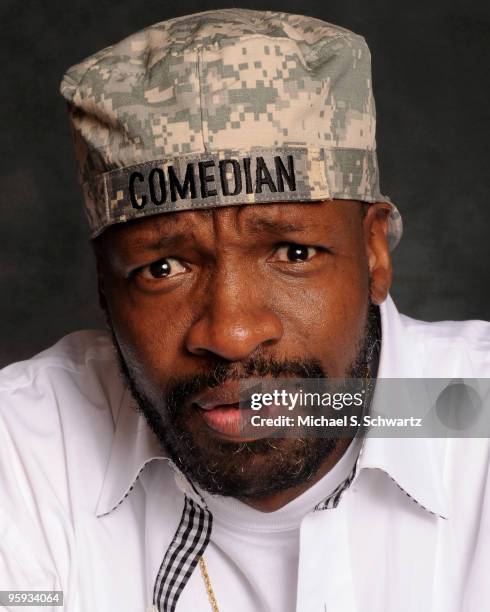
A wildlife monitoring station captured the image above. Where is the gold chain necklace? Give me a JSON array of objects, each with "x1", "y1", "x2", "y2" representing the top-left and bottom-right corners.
[{"x1": 199, "y1": 556, "x2": 220, "y2": 612}]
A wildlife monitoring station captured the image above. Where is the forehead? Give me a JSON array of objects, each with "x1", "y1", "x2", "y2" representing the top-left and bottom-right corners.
[{"x1": 98, "y1": 200, "x2": 363, "y2": 246}]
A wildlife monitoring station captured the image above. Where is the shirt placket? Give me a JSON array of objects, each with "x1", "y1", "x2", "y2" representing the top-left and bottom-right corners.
[{"x1": 297, "y1": 506, "x2": 357, "y2": 612}]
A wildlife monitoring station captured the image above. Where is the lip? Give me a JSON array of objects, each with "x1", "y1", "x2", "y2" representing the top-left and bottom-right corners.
[
  {"x1": 191, "y1": 381, "x2": 249, "y2": 438},
  {"x1": 192, "y1": 380, "x2": 242, "y2": 411},
  {"x1": 190, "y1": 379, "x2": 284, "y2": 440},
  {"x1": 195, "y1": 403, "x2": 248, "y2": 437}
]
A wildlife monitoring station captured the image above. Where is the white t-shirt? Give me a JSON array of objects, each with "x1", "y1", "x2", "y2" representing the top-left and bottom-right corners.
[{"x1": 198, "y1": 438, "x2": 362, "y2": 612}]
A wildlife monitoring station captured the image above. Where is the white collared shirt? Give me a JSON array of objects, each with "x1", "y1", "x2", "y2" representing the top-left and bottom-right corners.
[{"x1": 0, "y1": 295, "x2": 489, "y2": 612}]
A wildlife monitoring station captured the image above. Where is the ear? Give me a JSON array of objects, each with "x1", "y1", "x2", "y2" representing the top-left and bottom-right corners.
[{"x1": 363, "y1": 202, "x2": 393, "y2": 305}]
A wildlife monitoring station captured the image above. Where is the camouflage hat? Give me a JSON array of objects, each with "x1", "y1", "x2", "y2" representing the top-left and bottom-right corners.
[{"x1": 60, "y1": 8, "x2": 402, "y2": 248}]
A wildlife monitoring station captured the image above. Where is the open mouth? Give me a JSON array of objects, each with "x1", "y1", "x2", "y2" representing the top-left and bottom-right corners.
[
  {"x1": 190, "y1": 380, "x2": 259, "y2": 439},
  {"x1": 190, "y1": 380, "x2": 285, "y2": 440},
  {"x1": 193, "y1": 401, "x2": 247, "y2": 437}
]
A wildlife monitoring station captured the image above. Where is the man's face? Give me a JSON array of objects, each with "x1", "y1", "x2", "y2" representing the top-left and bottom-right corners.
[{"x1": 96, "y1": 200, "x2": 391, "y2": 498}]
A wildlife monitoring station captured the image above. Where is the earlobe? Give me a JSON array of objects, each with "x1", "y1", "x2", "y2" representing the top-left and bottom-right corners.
[{"x1": 364, "y1": 202, "x2": 393, "y2": 305}]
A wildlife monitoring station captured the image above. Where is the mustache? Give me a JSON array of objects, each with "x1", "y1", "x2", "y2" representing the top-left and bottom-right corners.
[{"x1": 164, "y1": 355, "x2": 326, "y2": 416}]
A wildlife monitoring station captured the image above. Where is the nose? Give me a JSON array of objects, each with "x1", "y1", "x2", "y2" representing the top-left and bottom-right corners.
[{"x1": 185, "y1": 275, "x2": 284, "y2": 362}]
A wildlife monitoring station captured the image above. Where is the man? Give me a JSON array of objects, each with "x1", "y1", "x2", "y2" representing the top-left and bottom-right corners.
[{"x1": 0, "y1": 9, "x2": 488, "y2": 612}]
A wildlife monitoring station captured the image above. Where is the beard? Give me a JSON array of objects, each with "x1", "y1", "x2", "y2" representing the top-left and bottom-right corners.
[{"x1": 109, "y1": 302, "x2": 380, "y2": 500}]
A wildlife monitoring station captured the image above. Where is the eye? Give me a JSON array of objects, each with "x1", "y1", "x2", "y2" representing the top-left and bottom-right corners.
[
  {"x1": 272, "y1": 243, "x2": 319, "y2": 262},
  {"x1": 137, "y1": 257, "x2": 187, "y2": 280}
]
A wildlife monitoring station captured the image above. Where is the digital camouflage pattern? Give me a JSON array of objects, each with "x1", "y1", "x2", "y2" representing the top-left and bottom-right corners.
[{"x1": 60, "y1": 8, "x2": 402, "y2": 248}]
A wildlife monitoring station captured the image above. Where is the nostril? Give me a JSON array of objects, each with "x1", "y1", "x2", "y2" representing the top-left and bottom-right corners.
[{"x1": 185, "y1": 307, "x2": 284, "y2": 361}]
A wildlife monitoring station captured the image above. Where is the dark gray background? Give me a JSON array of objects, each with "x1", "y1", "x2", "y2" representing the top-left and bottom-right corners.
[{"x1": 1, "y1": 0, "x2": 489, "y2": 367}]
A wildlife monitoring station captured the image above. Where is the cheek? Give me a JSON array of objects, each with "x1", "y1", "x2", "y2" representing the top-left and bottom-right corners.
[
  {"x1": 107, "y1": 289, "x2": 194, "y2": 387},
  {"x1": 273, "y1": 257, "x2": 370, "y2": 376}
]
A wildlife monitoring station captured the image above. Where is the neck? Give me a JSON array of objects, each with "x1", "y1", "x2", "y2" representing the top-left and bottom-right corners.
[{"x1": 237, "y1": 437, "x2": 351, "y2": 512}]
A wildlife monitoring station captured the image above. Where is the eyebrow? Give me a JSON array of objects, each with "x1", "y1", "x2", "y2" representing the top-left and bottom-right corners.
[
  {"x1": 244, "y1": 217, "x2": 309, "y2": 234},
  {"x1": 128, "y1": 232, "x2": 192, "y2": 252}
]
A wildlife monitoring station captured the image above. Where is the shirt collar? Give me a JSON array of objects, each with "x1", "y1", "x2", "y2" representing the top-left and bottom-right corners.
[
  {"x1": 95, "y1": 294, "x2": 449, "y2": 519},
  {"x1": 356, "y1": 295, "x2": 449, "y2": 519},
  {"x1": 95, "y1": 387, "x2": 168, "y2": 517}
]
